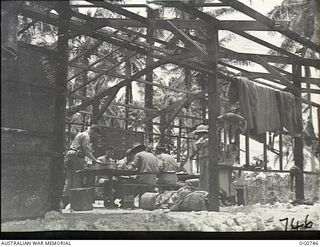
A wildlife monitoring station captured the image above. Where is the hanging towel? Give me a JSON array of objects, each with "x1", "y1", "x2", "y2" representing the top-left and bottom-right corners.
[
  {"x1": 236, "y1": 77, "x2": 281, "y2": 134},
  {"x1": 255, "y1": 84, "x2": 281, "y2": 134},
  {"x1": 275, "y1": 91, "x2": 298, "y2": 136},
  {"x1": 228, "y1": 77, "x2": 299, "y2": 136}
]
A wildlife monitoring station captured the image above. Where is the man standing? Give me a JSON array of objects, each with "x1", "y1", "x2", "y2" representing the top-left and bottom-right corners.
[
  {"x1": 61, "y1": 124, "x2": 102, "y2": 208},
  {"x1": 129, "y1": 143, "x2": 159, "y2": 185},
  {"x1": 155, "y1": 146, "x2": 179, "y2": 185}
]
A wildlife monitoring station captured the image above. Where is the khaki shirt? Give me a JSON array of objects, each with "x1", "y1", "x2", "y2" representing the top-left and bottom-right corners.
[
  {"x1": 134, "y1": 151, "x2": 159, "y2": 174},
  {"x1": 157, "y1": 153, "x2": 179, "y2": 173},
  {"x1": 69, "y1": 131, "x2": 92, "y2": 156}
]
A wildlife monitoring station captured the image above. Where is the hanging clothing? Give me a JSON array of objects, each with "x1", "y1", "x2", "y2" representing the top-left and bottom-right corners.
[
  {"x1": 237, "y1": 77, "x2": 281, "y2": 134},
  {"x1": 228, "y1": 77, "x2": 298, "y2": 135},
  {"x1": 275, "y1": 91, "x2": 298, "y2": 136}
]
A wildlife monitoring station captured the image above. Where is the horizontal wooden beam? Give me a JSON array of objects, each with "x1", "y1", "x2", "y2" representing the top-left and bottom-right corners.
[
  {"x1": 70, "y1": 62, "x2": 199, "y2": 97},
  {"x1": 90, "y1": 18, "x2": 290, "y2": 31},
  {"x1": 219, "y1": 0, "x2": 320, "y2": 53},
  {"x1": 232, "y1": 30, "x2": 297, "y2": 58},
  {"x1": 219, "y1": 61, "x2": 320, "y2": 87},
  {"x1": 253, "y1": 55, "x2": 298, "y2": 93},
  {"x1": 21, "y1": 3, "x2": 319, "y2": 91},
  {"x1": 301, "y1": 88, "x2": 320, "y2": 94},
  {"x1": 220, "y1": 47, "x2": 320, "y2": 69},
  {"x1": 166, "y1": 20, "x2": 208, "y2": 59},
  {"x1": 70, "y1": 3, "x2": 230, "y2": 8},
  {"x1": 87, "y1": 0, "x2": 148, "y2": 25}
]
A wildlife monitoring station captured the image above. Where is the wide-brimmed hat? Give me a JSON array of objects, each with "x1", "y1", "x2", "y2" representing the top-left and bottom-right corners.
[
  {"x1": 193, "y1": 124, "x2": 209, "y2": 134},
  {"x1": 90, "y1": 124, "x2": 102, "y2": 135},
  {"x1": 128, "y1": 143, "x2": 146, "y2": 155}
]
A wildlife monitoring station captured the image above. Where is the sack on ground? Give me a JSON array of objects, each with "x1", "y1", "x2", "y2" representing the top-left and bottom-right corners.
[
  {"x1": 139, "y1": 192, "x2": 159, "y2": 210},
  {"x1": 171, "y1": 190, "x2": 208, "y2": 211}
]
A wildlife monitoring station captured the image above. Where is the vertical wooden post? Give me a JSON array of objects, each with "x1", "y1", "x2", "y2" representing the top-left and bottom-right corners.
[
  {"x1": 159, "y1": 112, "x2": 166, "y2": 147},
  {"x1": 177, "y1": 119, "x2": 182, "y2": 162},
  {"x1": 245, "y1": 132, "x2": 250, "y2": 166},
  {"x1": 206, "y1": 26, "x2": 220, "y2": 211},
  {"x1": 186, "y1": 129, "x2": 190, "y2": 158},
  {"x1": 125, "y1": 60, "x2": 131, "y2": 130},
  {"x1": 279, "y1": 131, "x2": 283, "y2": 171},
  {"x1": 200, "y1": 75, "x2": 207, "y2": 120},
  {"x1": 263, "y1": 133, "x2": 268, "y2": 171},
  {"x1": 50, "y1": 1, "x2": 70, "y2": 211},
  {"x1": 145, "y1": 7, "x2": 156, "y2": 144},
  {"x1": 292, "y1": 64, "x2": 304, "y2": 201}
]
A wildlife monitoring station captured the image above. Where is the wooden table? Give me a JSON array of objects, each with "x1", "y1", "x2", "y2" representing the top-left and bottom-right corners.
[
  {"x1": 176, "y1": 173, "x2": 200, "y2": 182},
  {"x1": 76, "y1": 168, "x2": 139, "y2": 207}
]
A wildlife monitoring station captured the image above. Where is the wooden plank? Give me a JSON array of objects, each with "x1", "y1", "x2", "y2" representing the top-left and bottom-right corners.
[
  {"x1": 219, "y1": 0, "x2": 320, "y2": 53},
  {"x1": 50, "y1": 2, "x2": 70, "y2": 211},
  {"x1": 97, "y1": 18, "x2": 290, "y2": 31},
  {"x1": 219, "y1": 61, "x2": 320, "y2": 87},
  {"x1": 87, "y1": 0, "x2": 148, "y2": 25},
  {"x1": 70, "y1": 62, "x2": 198, "y2": 96},
  {"x1": 252, "y1": 55, "x2": 298, "y2": 93},
  {"x1": 292, "y1": 64, "x2": 304, "y2": 201},
  {"x1": 232, "y1": 30, "x2": 297, "y2": 58},
  {"x1": 67, "y1": 47, "x2": 120, "y2": 82},
  {"x1": 166, "y1": 20, "x2": 208, "y2": 59},
  {"x1": 301, "y1": 88, "x2": 320, "y2": 94},
  {"x1": 145, "y1": 7, "x2": 156, "y2": 145},
  {"x1": 220, "y1": 47, "x2": 320, "y2": 69},
  {"x1": 263, "y1": 134, "x2": 268, "y2": 171},
  {"x1": 67, "y1": 59, "x2": 166, "y2": 116},
  {"x1": 169, "y1": 1, "x2": 219, "y2": 27},
  {"x1": 129, "y1": 90, "x2": 207, "y2": 130},
  {"x1": 245, "y1": 132, "x2": 250, "y2": 166},
  {"x1": 17, "y1": 20, "x2": 37, "y2": 35},
  {"x1": 279, "y1": 131, "x2": 283, "y2": 171},
  {"x1": 206, "y1": 27, "x2": 220, "y2": 212},
  {"x1": 70, "y1": 51, "x2": 137, "y2": 94}
]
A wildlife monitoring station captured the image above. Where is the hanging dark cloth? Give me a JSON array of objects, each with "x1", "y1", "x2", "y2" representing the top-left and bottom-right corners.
[
  {"x1": 228, "y1": 77, "x2": 298, "y2": 136},
  {"x1": 228, "y1": 77, "x2": 281, "y2": 134},
  {"x1": 275, "y1": 91, "x2": 298, "y2": 136}
]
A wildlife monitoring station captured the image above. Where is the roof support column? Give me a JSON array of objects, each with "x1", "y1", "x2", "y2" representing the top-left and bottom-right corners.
[
  {"x1": 293, "y1": 64, "x2": 304, "y2": 202},
  {"x1": 145, "y1": 7, "x2": 156, "y2": 145},
  {"x1": 51, "y1": 1, "x2": 71, "y2": 211},
  {"x1": 206, "y1": 26, "x2": 220, "y2": 211}
]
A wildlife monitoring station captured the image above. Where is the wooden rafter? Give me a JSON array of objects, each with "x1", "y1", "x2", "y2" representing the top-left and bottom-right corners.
[
  {"x1": 92, "y1": 18, "x2": 290, "y2": 31},
  {"x1": 166, "y1": 20, "x2": 208, "y2": 59},
  {"x1": 219, "y1": 0, "x2": 320, "y2": 53}
]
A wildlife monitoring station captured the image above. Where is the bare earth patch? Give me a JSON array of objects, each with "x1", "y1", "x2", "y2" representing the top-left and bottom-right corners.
[{"x1": 2, "y1": 203, "x2": 319, "y2": 232}]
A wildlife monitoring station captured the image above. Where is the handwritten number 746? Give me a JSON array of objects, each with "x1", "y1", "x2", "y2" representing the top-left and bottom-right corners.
[{"x1": 279, "y1": 214, "x2": 313, "y2": 231}]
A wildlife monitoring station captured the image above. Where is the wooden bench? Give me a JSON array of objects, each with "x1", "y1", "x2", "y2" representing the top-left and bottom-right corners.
[{"x1": 118, "y1": 183, "x2": 157, "y2": 208}]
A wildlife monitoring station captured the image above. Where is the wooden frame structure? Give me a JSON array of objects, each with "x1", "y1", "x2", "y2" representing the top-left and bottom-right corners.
[{"x1": 15, "y1": 0, "x2": 320, "y2": 211}]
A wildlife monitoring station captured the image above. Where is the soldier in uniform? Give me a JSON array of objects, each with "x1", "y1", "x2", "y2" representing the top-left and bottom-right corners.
[{"x1": 61, "y1": 124, "x2": 102, "y2": 208}]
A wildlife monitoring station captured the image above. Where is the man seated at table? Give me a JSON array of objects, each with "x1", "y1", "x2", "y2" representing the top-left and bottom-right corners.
[
  {"x1": 128, "y1": 143, "x2": 159, "y2": 185},
  {"x1": 96, "y1": 146, "x2": 116, "y2": 185},
  {"x1": 155, "y1": 146, "x2": 179, "y2": 185}
]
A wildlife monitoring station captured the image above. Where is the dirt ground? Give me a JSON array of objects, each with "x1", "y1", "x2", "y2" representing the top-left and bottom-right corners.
[{"x1": 2, "y1": 202, "x2": 319, "y2": 232}]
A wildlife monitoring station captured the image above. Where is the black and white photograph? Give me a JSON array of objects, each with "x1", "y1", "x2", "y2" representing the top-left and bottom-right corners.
[{"x1": 1, "y1": 0, "x2": 319, "y2": 239}]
